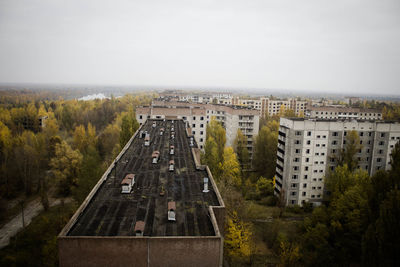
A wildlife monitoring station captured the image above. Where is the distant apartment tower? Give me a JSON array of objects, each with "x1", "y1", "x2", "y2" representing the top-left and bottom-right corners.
[
  {"x1": 231, "y1": 97, "x2": 307, "y2": 117},
  {"x1": 275, "y1": 118, "x2": 400, "y2": 206},
  {"x1": 306, "y1": 106, "x2": 382, "y2": 120},
  {"x1": 136, "y1": 100, "x2": 260, "y2": 156}
]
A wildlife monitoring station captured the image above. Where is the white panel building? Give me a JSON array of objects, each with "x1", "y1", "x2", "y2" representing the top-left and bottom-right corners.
[{"x1": 275, "y1": 118, "x2": 400, "y2": 206}]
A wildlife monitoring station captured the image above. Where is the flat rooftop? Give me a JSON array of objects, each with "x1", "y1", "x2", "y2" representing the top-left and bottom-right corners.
[{"x1": 67, "y1": 119, "x2": 220, "y2": 237}]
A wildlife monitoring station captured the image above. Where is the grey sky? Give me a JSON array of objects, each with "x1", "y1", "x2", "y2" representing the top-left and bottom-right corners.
[{"x1": 0, "y1": 0, "x2": 399, "y2": 94}]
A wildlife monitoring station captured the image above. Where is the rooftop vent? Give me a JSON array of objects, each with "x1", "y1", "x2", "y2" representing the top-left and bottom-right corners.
[
  {"x1": 170, "y1": 145, "x2": 174, "y2": 155},
  {"x1": 144, "y1": 134, "x2": 150, "y2": 146},
  {"x1": 134, "y1": 220, "x2": 145, "y2": 236},
  {"x1": 203, "y1": 177, "x2": 209, "y2": 193},
  {"x1": 121, "y1": 174, "x2": 135, "y2": 194},
  {"x1": 169, "y1": 160, "x2": 175, "y2": 171},
  {"x1": 168, "y1": 201, "x2": 176, "y2": 221},
  {"x1": 190, "y1": 137, "x2": 194, "y2": 146},
  {"x1": 152, "y1": 151, "x2": 160, "y2": 164}
]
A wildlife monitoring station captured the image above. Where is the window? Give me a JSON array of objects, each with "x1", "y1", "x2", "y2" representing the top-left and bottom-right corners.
[
  {"x1": 332, "y1": 132, "x2": 338, "y2": 136},
  {"x1": 315, "y1": 152, "x2": 319, "y2": 156},
  {"x1": 304, "y1": 175, "x2": 308, "y2": 179},
  {"x1": 200, "y1": 124, "x2": 204, "y2": 128},
  {"x1": 291, "y1": 183, "x2": 297, "y2": 188},
  {"x1": 306, "y1": 149, "x2": 310, "y2": 154},
  {"x1": 305, "y1": 166, "x2": 309, "y2": 171},
  {"x1": 312, "y1": 186, "x2": 316, "y2": 190},
  {"x1": 314, "y1": 161, "x2": 319, "y2": 164},
  {"x1": 200, "y1": 116, "x2": 204, "y2": 120},
  {"x1": 381, "y1": 133, "x2": 385, "y2": 138},
  {"x1": 377, "y1": 158, "x2": 382, "y2": 163},
  {"x1": 293, "y1": 166, "x2": 299, "y2": 171},
  {"x1": 307, "y1": 131, "x2": 312, "y2": 136},
  {"x1": 303, "y1": 183, "x2": 307, "y2": 188},
  {"x1": 307, "y1": 140, "x2": 311, "y2": 145},
  {"x1": 139, "y1": 115, "x2": 143, "y2": 119},
  {"x1": 294, "y1": 158, "x2": 300, "y2": 162},
  {"x1": 193, "y1": 116, "x2": 196, "y2": 120},
  {"x1": 311, "y1": 195, "x2": 315, "y2": 198},
  {"x1": 192, "y1": 131, "x2": 196, "y2": 135},
  {"x1": 200, "y1": 131, "x2": 204, "y2": 135},
  {"x1": 379, "y1": 141, "x2": 385, "y2": 146},
  {"x1": 332, "y1": 140, "x2": 338, "y2": 145},
  {"x1": 302, "y1": 192, "x2": 306, "y2": 196},
  {"x1": 319, "y1": 178, "x2": 323, "y2": 181},
  {"x1": 295, "y1": 149, "x2": 301, "y2": 154},
  {"x1": 295, "y1": 140, "x2": 301, "y2": 145},
  {"x1": 317, "y1": 135, "x2": 321, "y2": 138},
  {"x1": 292, "y1": 175, "x2": 298, "y2": 179},
  {"x1": 295, "y1": 131, "x2": 302, "y2": 136},
  {"x1": 291, "y1": 192, "x2": 297, "y2": 196},
  {"x1": 200, "y1": 138, "x2": 203, "y2": 142},
  {"x1": 319, "y1": 170, "x2": 324, "y2": 173}
]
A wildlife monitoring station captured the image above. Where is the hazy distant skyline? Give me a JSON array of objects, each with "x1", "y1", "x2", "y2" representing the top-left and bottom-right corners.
[{"x1": 1, "y1": 0, "x2": 399, "y2": 95}]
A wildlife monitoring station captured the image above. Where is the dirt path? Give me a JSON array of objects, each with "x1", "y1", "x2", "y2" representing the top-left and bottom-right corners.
[{"x1": 0, "y1": 196, "x2": 72, "y2": 249}]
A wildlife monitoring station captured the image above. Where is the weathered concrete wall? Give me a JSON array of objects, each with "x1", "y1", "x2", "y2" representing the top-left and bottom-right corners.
[{"x1": 59, "y1": 236, "x2": 222, "y2": 267}]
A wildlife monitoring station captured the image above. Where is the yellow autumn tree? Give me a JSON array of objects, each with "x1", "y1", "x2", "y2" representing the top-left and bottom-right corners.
[
  {"x1": 225, "y1": 211, "x2": 252, "y2": 262},
  {"x1": 220, "y1": 146, "x2": 241, "y2": 188}
]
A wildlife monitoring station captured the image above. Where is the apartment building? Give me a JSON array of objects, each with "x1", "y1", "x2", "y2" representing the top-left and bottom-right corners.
[
  {"x1": 260, "y1": 98, "x2": 307, "y2": 117},
  {"x1": 275, "y1": 118, "x2": 400, "y2": 206},
  {"x1": 59, "y1": 120, "x2": 225, "y2": 267},
  {"x1": 306, "y1": 106, "x2": 382, "y2": 120},
  {"x1": 136, "y1": 100, "x2": 259, "y2": 155}
]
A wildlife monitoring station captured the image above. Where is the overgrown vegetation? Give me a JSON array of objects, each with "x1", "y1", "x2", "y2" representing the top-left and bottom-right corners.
[{"x1": 0, "y1": 90, "x2": 154, "y2": 265}]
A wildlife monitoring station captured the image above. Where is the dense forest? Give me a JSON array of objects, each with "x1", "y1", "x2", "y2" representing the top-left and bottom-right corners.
[{"x1": 0, "y1": 90, "x2": 154, "y2": 266}]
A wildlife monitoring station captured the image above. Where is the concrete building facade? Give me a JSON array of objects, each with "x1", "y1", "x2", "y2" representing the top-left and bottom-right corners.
[
  {"x1": 275, "y1": 118, "x2": 400, "y2": 206},
  {"x1": 136, "y1": 101, "x2": 260, "y2": 156},
  {"x1": 306, "y1": 106, "x2": 382, "y2": 121}
]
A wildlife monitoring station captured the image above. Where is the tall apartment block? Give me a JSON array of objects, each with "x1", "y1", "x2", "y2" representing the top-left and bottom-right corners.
[
  {"x1": 231, "y1": 97, "x2": 307, "y2": 117},
  {"x1": 275, "y1": 118, "x2": 400, "y2": 206},
  {"x1": 136, "y1": 100, "x2": 260, "y2": 156}
]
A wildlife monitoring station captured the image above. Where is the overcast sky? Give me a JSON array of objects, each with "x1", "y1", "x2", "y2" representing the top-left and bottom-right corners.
[{"x1": 0, "y1": 0, "x2": 399, "y2": 94}]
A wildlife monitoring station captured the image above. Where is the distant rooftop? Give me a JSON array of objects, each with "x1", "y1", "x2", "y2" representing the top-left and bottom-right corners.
[{"x1": 67, "y1": 119, "x2": 220, "y2": 237}]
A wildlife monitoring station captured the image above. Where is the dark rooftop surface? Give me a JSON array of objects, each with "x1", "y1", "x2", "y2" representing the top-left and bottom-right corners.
[{"x1": 68, "y1": 119, "x2": 219, "y2": 237}]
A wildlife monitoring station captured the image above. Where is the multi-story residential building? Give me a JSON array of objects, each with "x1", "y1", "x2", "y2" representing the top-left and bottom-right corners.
[
  {"x1": 231, "y1": 97, "x2": 262, "y2": 110},
  {"x1": 136, "y1": 100, "x2": 259, "y2": 156},
  {"x1": 260, "y1": 98, "x2": 308, "y2": 117},
  {"x1": 275, "y1": 118, "x2": 400, "y2": 206},
  {"x1": 306, "y1": 106, "x2": 382, "y2": 120}
]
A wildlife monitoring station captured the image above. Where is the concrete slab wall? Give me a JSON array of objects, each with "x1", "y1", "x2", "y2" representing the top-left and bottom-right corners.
[{"x1": 59, "y1": 236, "x2": 222, "y2": 267}]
